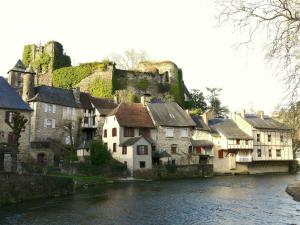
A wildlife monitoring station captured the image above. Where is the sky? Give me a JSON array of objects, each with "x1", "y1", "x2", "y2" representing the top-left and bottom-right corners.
[{"x1": 0, "y1": 0, "x2": 286, "y2": 114}]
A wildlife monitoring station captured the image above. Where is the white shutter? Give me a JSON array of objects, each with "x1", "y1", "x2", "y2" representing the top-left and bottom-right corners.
[
  {"x1": 44, "y1": 103, "x2": 48, "y2": 112},
  {"x1": 52, "y1": 119, "x2": 56, "y2": 128},
  {"x1": 53, "y1": 105, "x2": 56, "y2": 113},
  {"x1": 44, "y1": 119, "x2": 48, "y2": 128}
]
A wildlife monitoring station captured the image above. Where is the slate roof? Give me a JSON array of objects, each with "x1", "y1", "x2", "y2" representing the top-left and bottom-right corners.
[
  {"x1": 244, "y1": 114, "x2": 291, "y2": 130},
  {"x1": 28, "y1": 85, "x2": 80, "y2": 108},
  {"x1": 80, "y1": 92, "x2": 93, "y2": 109},
  {"x1": 90, "y1": 97, "x2": 117, "y2": 115},
  {"x1": 0, "y1": 76, "x2": 32, "y2": 111},
  {"x1": 147, "y1": 102, "x2": 196, "y2": 127},
  {"x1": 191, "y1": 115, "x2": 210, "y2": 131},
  {"x1": 108, "y1": 103, "x2": 155, "y2": 128},
  {"x1": 7, "y1": 60, "x2": 26, "y2": 73},
  {"x1": 191, "y1": 139, "x2": 214, "y2": 148},
  {"x1": 119, "y1": 136, "x2": 152, "y2": 146},
  {"x1": 209, "y1": 118, "x2": 252, "y2": 140}
]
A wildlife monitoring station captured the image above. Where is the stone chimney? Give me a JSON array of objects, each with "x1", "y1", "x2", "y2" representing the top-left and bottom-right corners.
[
  {"x1": 141, "y1": 93, "x2": 151, "y2": 106},
  {"x1": 22, "y1": 73, "x2": 34, "y2": 102},
  {"x1": 73, "y1": 87, "x2": 81, "y2": 104},
  {"x1": 241, "y1": 109, "x2": 246, "y2": 118},
  {"x1": 257, "y1": 110, "x2": 264, "y2": 120}
]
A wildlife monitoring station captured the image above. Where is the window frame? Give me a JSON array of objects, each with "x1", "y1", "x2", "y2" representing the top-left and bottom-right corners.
[
  {"x1": 122, "y1": 146, "x2": 127, "y2": 155},
  {"x1": 137, "y1": 145, "x2": 148, "y2": 155},
  {"x1": 113, "y1": 143, "x2": 117, "y2": 152},
  {"x1": 112, "y1": 128, "x2": 117, "y2": 137},
  {"x1": 180, "y1": 128, "x2": 189, "y2": 138},
  {"x1": 257, "y1": 149, "x2": 262, "y2": 157},
  {"x1": 139, "y1": 161, "x2": 146, "y2": 168},
  {"x1": 165, "y1": 127, "x2": 174, "y2": 138}
]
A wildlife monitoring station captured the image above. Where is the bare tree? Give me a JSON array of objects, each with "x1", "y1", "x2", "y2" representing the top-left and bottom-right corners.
[
  {"x1": 217, "y1": 0, "x2": 300, "y2": 101},
  {"x1": 108, "y1": 49, "x2": 149, "y2": 70}
]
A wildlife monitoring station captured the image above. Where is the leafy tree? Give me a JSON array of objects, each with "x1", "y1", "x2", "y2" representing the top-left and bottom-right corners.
[
  {"x1": 217, "y1": 0, "x2": 300, "y2": 101},
  {"x1": 188, "y1": 89, "x2": 207, "y2": 113},
  {"x1": 206, "y1": 87, "x2": 228, "y2": 117},
  {"x1": 108, "y1": 49, "x2": 149, "y2": 70},
  {"x1": 6, "y1": 112, "x2": 28, "y2": 148},
  {"x1": 90, "y1": 139, "x2": 112, "y2": 165}
]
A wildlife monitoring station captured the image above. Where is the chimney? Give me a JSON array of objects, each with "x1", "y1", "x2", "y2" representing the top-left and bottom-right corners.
[
  {"x1": 257, "y1": 110, "x2": 264, "y2": 120},
  {"x1": 73, "y1": 87, "x2": 81, "y2": 104},
  {"x1": 141, "y1": 93, "x2": 151, "y2": 106},
  {"x1": 22, "y1": 73, "x2": 34, "y2": 101},
  {"x1": 202, "y1": 112, "x2": 208, "y2": 125},
  {"x1": 241, "y1": 109, "x2": 246, "y2": 118}
]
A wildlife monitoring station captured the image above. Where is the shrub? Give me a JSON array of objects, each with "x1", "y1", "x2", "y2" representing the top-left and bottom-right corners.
[{"x1": 90, "y1": 139, "x2": 112, "y2": 165}]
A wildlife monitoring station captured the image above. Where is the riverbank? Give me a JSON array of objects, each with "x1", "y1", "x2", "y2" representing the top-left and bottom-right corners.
[{"x1": 286, "y1": 181, "x2": 300, "y2": 201}]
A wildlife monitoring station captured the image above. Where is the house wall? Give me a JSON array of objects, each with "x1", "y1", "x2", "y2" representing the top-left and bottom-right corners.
[
  {"x1": 155, "y1": 126, "x2": 193, "y2": 165},
  {"x1": 0, "y1": 109, "x2": 31, "y2": 162}
]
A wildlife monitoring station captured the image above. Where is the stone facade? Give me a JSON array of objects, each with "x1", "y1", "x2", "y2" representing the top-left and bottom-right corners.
[{"x1": 0, "y1": 109, "x2": 31, "y2": 162}]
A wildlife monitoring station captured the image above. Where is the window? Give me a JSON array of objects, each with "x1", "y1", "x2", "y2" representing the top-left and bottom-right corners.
[
  {"x1": 257, "y1": 134, "x2": 260, "y2": 142},
  {"x1": 5, "y1": 111, "x2": 13, "y2": 123},
  {"x1": 124, "y1": 127, "x2": 134, "y2": 137},
  {"x1": 44, "y1": 119, "x2": 55, "y2": 128},
  {"x1": 276, "y1": 149, "x2": 281, "y2": 157},
  {"x1": 171, "y1": 144, "x2": 177, "y2": 154},
  {"x1": 112, "y1": 128, "x2": 117, "y2": 137},
  {"x1": 63, "y1": 107, "x2": 75, "y2": 119},
  {"x1": 236, "y1": 139, "x2": 240, "y2": 145},
  {"x1": 188, "y1": 145, "x2": 193, "y2": 154},
  {"x1": 7, "y1": 132, "x2": 14, "y2": 145},
  {"x1": 113, "y1": 143, "x2": 117, "y2": 152},
  {"x1": 122, "y1": 146, "x2": 127, "y2": 155},
  {"x1": 257, "y1": 149, "x2": 262, "y2": 157},
  {"x1": 92, "y1": 116, "x2": 96, "y2": 126},
  {"x1": 137, "y1": 145, "x2": 148, "y2": 155},
  {"x1": 103, "y1": 129, "x2": 107, "y2": 138},
  {"x1": 139, "y1": 128, "x2": 150, "y2": 138},
  {"x1": 140, "y1": 161, "x2": 146, "y2": 168},
  {"x1": 165, "y1": 127, "x2": 174, "y2": 137},
  {"x1": 180, "y1": 128, "x2": 188, "y2": 138},
  {"x1": 169, "y1": 113, "x2": 175, "y2": 119},
  {"x1": 269, "y1": 149, "x2": 272, "y2": 157},
  {"x1": 104, "y1": 142, "x2": 108, "y2": 148},
  {"x1": 84, "y1": 117, "x2": 88, "y2": 124},
  {"x1": 44, "y1": 104, "x2": 56, "y2": 113},
  {"x1": 245, "y1": 140, "x2": 249, "y2": 145},
  {"x1": 268, "y1": 135, "x2": 271, "y2": 142},
  {"x1": 65, "y1": 136, "x2": 71, "y2": 145},
  {"x1": 218, "y1": 150, "x2": 224, "y2": 159},
  {"x1": 280, "y1": 135, "x2": 284, "y2": 143}
]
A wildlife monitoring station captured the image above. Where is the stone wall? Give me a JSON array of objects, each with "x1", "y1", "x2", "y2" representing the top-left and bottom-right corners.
[
  {"x1": 0, "y1": 109, "x2": 31, "y2": 162},
  {"x1": 0, "y1": 173, "x2": 73, "y2": 205},
  {"x1": 133, "y1": 164, "x2": 213, "y2": 179}
]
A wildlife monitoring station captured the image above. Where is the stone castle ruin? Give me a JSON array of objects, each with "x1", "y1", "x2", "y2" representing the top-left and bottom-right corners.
[{"x1": 7, "y1": 41, "x2": 190, "y2": 106}]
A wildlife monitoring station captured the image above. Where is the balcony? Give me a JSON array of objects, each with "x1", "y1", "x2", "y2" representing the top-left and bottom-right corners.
[{"x1": 236, "y1": 155, "x2": 252, "y2": 162}]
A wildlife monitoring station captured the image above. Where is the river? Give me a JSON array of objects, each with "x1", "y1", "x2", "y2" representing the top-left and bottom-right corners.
[{"x1": 0, "y1": 174, "x2": 300, "y2": 225}]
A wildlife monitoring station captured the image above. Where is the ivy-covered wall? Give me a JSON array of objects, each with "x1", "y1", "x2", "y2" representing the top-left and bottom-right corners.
[
  {"x1": 22, "y1": 45, "x2": 33, "y2": 68},
  {"x1": 88, "y1": 77, "x2": 113, "y2": 98},
  {"x1": 170, "y1": 69, "x2": 185, "y2": 108},
  {"x1": 52, "y1": 62, "x2": 107, "y2": 88}
]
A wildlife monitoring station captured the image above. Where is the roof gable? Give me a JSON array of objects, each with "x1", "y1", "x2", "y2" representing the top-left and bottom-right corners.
[{"x1": 0, "y1": 77, "x2": 32, "y2": 111}]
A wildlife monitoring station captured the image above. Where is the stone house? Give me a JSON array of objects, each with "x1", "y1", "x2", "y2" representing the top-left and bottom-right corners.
[
  {"x1": 191, "y1": 115, "x2": 214, "y2": 165},
  {"x1": 102, "y1": 103, "x2": 155, "y2": 174},
  {"x1": 0, "y1": 77, "x2": 32, "y2": 170},
  {"x1": 147, "y1": 102, "x2": 196, "y2": 165},
  {"x1": 208, "y1": 118, "x2": 253, "y2": 174},
  {"x1": 231, "y1": 111, "x2": 293, "y2": 173}
]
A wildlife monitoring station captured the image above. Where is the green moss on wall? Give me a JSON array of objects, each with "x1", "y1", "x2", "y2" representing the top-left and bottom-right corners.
[
  {"x1": 33, "y1": 52, "x2": 51, "y2": 73},
  {"x1": 137, "y1": 78, "x2": 149, "y2": 91},
  {"x1": 88, "y1": 78, "x2": 113, "y2": 98},
  {"x1": 52, "y1": 62, "x2": 106, "y2": 88},
  {"x1": 22, "y1": 45, "x2": 33, "y2": 67}
]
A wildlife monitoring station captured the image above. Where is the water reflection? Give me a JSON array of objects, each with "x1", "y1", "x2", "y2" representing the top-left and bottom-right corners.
[{"x1": 0, "y1": 175, "x2": 300, "y2": 225}]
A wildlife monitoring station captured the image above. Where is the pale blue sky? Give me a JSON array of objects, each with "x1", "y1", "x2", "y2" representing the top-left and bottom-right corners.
[{"x1": 0, "y1": 0, "x2": 284, "y2": 113}]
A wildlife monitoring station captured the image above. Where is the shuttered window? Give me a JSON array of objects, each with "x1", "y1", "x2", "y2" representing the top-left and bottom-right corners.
[
  {"x1": 112, "y1": 128, "x2": 117, "y2": 137},
  {"x1": 7, "y1": 132, "x2": 14, "y2": 145},
  {"x1": 113, "y1": 143, "x2": 117, "y2": 152},
  {"x1": 218, "y1": 150, "x2": 224, "y2": 159},
  {"x1": 103, "y1": 129, "x2": 107, "y2": 138},
  {"x1": 122, "y1": 146, "x2": 127, "y2": 155},
  {"x1": 124, "y1": 127, "x2": 134, "y2": 137},
  {"x1": 137, "y1": 145, "x2": 148, "y2": 155}
]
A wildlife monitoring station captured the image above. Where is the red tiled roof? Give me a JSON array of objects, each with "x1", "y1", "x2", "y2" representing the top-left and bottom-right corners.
[{"x1": 108, "y1": 103, "x2": 155, "y2": 128}]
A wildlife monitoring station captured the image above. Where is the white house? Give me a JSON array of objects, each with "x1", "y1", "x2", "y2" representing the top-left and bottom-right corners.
[{"x1": 102, "y1": 103, "x2": 156, "y2": 174}]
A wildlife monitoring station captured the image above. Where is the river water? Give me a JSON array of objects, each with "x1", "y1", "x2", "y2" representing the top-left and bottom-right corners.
[{"x1": 0, "y1": 174, "x2": 300, "y2": 225}]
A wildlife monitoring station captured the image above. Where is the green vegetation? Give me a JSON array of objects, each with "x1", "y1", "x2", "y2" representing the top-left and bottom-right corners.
[
  {"x1": 22, "y1": 45, "x2": 33, "y2": 67},
  {"x1": 52, "y1": 42, "x2": 71, "y2": 70},
  {"x1": 90, "y1": 139, "x2": 112, "y2": 165},
  {"x1": 88, "y1": 78, "x2": 113, "y2": 98},
  {"x1": 170, "y1": 69, "x2": 185, "y2": 108},
  {"x1": 33, "y1": 52, "x2": 52, "y2": 73},
  {"x1": 137, "y1": 78, "x2": 149, "y2": 91},
  {"x1": 52, "y1": 62, "x2": 106, "y2": 88}
]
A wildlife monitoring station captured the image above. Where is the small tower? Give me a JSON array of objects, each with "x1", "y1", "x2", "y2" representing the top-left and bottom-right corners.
[
  {"x1": 7, "y1": 60, "x2": 26, "y2": 95},
  {"x1": 22, "y1": 64, "x2": 35, "y2": 101}
]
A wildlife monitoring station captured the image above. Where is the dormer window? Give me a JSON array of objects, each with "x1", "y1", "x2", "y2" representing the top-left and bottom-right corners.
[{"x1": 169, "y1": 113, "x2": 175, "y2": 119}]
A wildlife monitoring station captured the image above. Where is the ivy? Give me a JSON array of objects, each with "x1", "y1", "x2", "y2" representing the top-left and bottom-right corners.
[
  {"x1": 52, "y1": 62, "x2": 106, "y2": 88},
  {"x1": 33, "y1": 52, "x2": 51, "y2": 73},
  {"x1": 170, "y1": 69, "x2": 185, "y2": 107},
  {"x1": 22, "y1": 45, "x2": 33, "y2": 67},
  {"x1": 137, "y1": 78, "x2": 149, "y2": 91},
  {"x1": 51, "y1": 42, "x2": 71, "y2": 70},
  {"x1": 88, "y1": 77, "x2": 113, "y2": 98}
]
